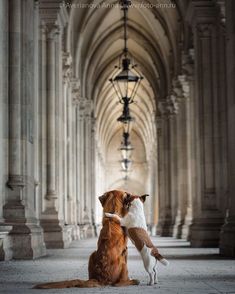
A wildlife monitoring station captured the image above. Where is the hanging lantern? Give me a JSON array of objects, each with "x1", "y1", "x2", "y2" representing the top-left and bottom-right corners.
[
  {"x1": 109, "y1": 0, "x2": 143, "y2": 105},
  {"x1": 119, "y1": 131, "x2": 134, "y2": 159}
]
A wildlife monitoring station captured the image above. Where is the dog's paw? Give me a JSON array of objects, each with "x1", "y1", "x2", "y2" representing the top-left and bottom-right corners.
[{"x1": 105, "y1": 213, "x2": 113, "y2": 218}]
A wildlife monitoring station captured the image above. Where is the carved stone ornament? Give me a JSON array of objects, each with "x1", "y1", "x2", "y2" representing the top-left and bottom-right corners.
[{"x1": 63, "y1": 52, "x2": 73, "y2": 82}]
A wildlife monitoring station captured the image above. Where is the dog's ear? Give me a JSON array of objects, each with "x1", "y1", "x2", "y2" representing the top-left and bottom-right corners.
[
  {"x1": 99, "y1": 193, "x2": 109, "y2": 207},
  {"x1": 124, "y1": 192, "x2": 132, "y2": 205},
  {"x1": 140, "y1": 194, "x2": 149, "y2": 203}
]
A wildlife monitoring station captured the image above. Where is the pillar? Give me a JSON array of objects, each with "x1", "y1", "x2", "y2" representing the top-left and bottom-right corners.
[
  {"x1": 3, "y1": 0, "x2": 46, "y2": 259},
  {"x1": 0, "y1": 0, "x2": 13, "y2": 261},
  {"x1": 38, "y1": 0, "x2": 71, "y2": 247},
  {"x1": 187, "y1": 0, "x2": 225, "y2": 247},
  {"x1": 173, "y1": 74, "x2": 193, "y2": 240},
  {"x1": 157, "y1": 97, "x2": 178, "y2": 236},
  {"x1": 219, "y1": 0, "x2": 235, "y2": 256},
  {"x1": 77, "y1": 97, "x2": 95, "y2": 238}
]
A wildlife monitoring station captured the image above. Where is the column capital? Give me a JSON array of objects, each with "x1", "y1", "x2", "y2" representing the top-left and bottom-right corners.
[
  {"x1": 47, "y1": 24, "x2": 61, "y2": 40},
  {"x1": 186, "y1": 0, "x2": 219, "y2": 27},
  {"x1": 182, "y1": 50, "x2": 194, "y2": 81},
  {"x1": 39, "y1": 0, "x2": 68, "y2": 29},
  {"x1": 63, "y1": 52, "x2": 73, "y2": 84},
  {"x1": 178, "y1": 75, "x2": 190, "y2": 100},
  {"x1": 158, "y1": 94, "x2": 179, "y2": 119},
  {"x1": 78, "y1": 98, "x2": 93, "y2": 118}
]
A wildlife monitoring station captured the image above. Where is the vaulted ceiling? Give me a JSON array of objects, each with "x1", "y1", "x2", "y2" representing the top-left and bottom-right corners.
[{"x1": 66, "y1": 0, "x2": 185, "y2": 189}]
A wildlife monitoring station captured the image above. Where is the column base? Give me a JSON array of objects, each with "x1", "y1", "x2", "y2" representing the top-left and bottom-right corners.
[
  {"x1": 40, "y1": 208, "x2": 72, "y2": 249},
  {"x1": 71, "y1": 225, "x2": 80, "y2": 240},
  {"x1": 181, "y1": 209, "x2": 192, "y2": 240},
  {"x1": 157, "y1": 218, "x2": 173, "y2": 237},
  {"x1": 181, "y1": 218, "x2": 192, "y2": 241},
  {"x1": 219, "y1": 217, "x2": 235, "y2": 257},
  {"x1": 189, "y1": 217, "x2": 224, "y2": 247},
  {"x1": 78, "y1": 223, "x2": 95, "y2": 239},
  {"x1": 0, "y1": 225, "x2": 13, "y2": 261},
  {"x1": 3, "y1": 202, "x2": 46, "y2": 259},
  {"x1": 149, "y1": 224, "x2": 157, "y2": 236},
  {"x1": 173, "y1": 212, "x2": 184, "y2": 239}
]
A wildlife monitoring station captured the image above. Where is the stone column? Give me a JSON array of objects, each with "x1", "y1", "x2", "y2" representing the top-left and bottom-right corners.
[
  {"x1": 76, "y1": 97, "x2": 95, "y2": 238},
  {"x1": 186, "y1": 0, "x2": 225, "y2": 247},
  {"x1": 65, "y1": 62, "x2": 74, "y2": 226},
  {"x1": 0, "y1": 0, "x2": 8, "y2": 221},
  {"x1": 0, "y1": 0, "x2": 13, "y2": 261},
  {"x1": 38, "y1": 0, "x2": 70, "y2": 249},
  {"x1": 46, "y1": 25, "x2": 57, "y2": 203},
  {"x1": 181, "y1": 54, "x2": 195, "y2": 240},
  {"x1": 71, "y1": 78, "x2": 80, "y2": 239},
  {"x1": 167, "y1": 101, "x2": 178, "y2": 236},
  {"x1": 84, "y1": 101, "x2": 95, "y2": 238},
  {"x1": 157, "y1": 97, "x2": 178, "y2": 236},
  {"x1": 40, "y1": 25, "x2": 70, "y2": 248},
  {"x1": 3, "y1": 0, "x2": 46, "y2": 259},
  {"x1": 78, "y1": 101, "x2": 85, "y2": 226},
  {"x1": 219, "y1": 0, "x2": 235, "y2": 256},
  {"x1": 172, "y1": 75, "x2": 193, "y2": 239},
  {"x1": 148, "y1": 143, "x2": 159, "y2": 236}
]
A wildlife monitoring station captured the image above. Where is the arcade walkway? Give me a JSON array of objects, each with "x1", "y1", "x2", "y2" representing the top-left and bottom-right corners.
[{"x1": 0, "y1": 237, "x2": 235, "y2": 294}]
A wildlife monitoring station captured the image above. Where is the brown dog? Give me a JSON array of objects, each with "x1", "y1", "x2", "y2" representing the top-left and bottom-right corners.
[{"x1": 34, "y1": 190, "x2": 139, "y2": 289}]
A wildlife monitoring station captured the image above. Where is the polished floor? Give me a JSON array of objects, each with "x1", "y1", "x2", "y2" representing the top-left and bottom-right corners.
[{"x1": 0, "y1": 237, "x2": 235, "y2": 294}]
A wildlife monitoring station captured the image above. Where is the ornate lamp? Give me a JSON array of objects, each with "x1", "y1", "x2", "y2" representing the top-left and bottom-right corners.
[
  {"x1": 119, "y1": 131, "x2": 134, "y2": 159},
  {"x1": 109, "y1": 0, "x2": 143, "y2": 105}
]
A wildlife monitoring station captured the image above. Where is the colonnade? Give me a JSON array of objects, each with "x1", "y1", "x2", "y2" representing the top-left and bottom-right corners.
[{"x1": 0, "y1": 0, "x2": 235, "y2": 260}]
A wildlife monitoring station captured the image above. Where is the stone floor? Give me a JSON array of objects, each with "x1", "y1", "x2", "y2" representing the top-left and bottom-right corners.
[{"x1": 0, "y1": 237, "x2": 235, "y2": 294}]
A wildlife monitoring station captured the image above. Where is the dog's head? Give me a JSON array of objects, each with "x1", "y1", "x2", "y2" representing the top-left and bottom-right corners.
[
  {"x1": 123, "y1": 194, "x2": 149, "y2": 209},
  {"x1": 99, "y1": 190, "x2": 132, "y2": 217}
]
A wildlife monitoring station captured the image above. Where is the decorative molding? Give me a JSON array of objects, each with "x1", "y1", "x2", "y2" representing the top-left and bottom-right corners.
[
  {"x1": 7, "y1": 175, "x2": 25, "y2": 191},
  {"x1": 158, "y1": 94, "x2": 179, "y2": 118},
  {"x1": 182, "y1": 51, "x2": 194, "y2": 81},
  {"x1": 196, "y1": 23, "x2": 214, "y2": 37},
  {"x1": 47, "y1": 24, "x2": 60, "y2": 40},
  {"x1": 186, "y1": 0, "x2": 219, "y2": 26},
  {"x1": 216, "y1": 0, "x2": 225, "y2": 23},
  {"x1": 178, "y1": 75, "x2": 190, "y2": 100},
  {"x1": 39, "y1": 0, "x2": 69, "y2": 29},
  {"x1": 63, "y1": 52, "x2": 73, "y2": 83}
]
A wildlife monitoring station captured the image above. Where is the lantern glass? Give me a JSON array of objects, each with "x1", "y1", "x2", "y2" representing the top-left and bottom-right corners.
[
  {"x1": 121, "y1": 148, "x2": 132, "y2": 159},
  {"x1": 121, "y1": 159, "x2": 132, "y2": 171},
  {"x1": 123, "y1": 121, "x2": 132, "y2": 133}
]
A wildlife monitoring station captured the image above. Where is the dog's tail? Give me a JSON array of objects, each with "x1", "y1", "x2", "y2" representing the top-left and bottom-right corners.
[
  {"x1": 151, "y1": 248, "x2": 169, "y2": 266},
  {"x1": 157, "y1": 255, "x2": 170, "y2": 266},
  {"x1": 33, "y1": 279, "x2": 102, "y2": 289}
]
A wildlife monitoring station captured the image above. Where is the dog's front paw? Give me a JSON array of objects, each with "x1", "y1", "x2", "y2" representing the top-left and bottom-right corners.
[{"x1": 105, "y1": 213, "x2": 113, "y2": 218}]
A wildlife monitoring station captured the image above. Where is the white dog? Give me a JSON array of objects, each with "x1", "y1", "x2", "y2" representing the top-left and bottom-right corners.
[{"x1": 105, "y1": 194, "x2": 169, "y2": 285}]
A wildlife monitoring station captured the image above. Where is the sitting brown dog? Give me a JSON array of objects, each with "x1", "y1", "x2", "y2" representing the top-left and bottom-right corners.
[{"x1": 34, "y1": 190, "x2": 139, "y2": 289}]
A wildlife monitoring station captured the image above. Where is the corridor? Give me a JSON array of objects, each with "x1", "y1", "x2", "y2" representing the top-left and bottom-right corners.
[{"x1": 1, "y1": 237, "x2": 234, "y2": 294}]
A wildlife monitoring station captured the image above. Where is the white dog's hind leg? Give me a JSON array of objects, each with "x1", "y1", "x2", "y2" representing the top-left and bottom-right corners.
[
  {"x1": 140, "y1": 245, "x2": 156, "y2": 286},
  {"x1": 153, "y1": 265, "x2": 159, "y2": 284},
  {"x1": 147, "y1": 271, "x2": 155, "y2": 286}
]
